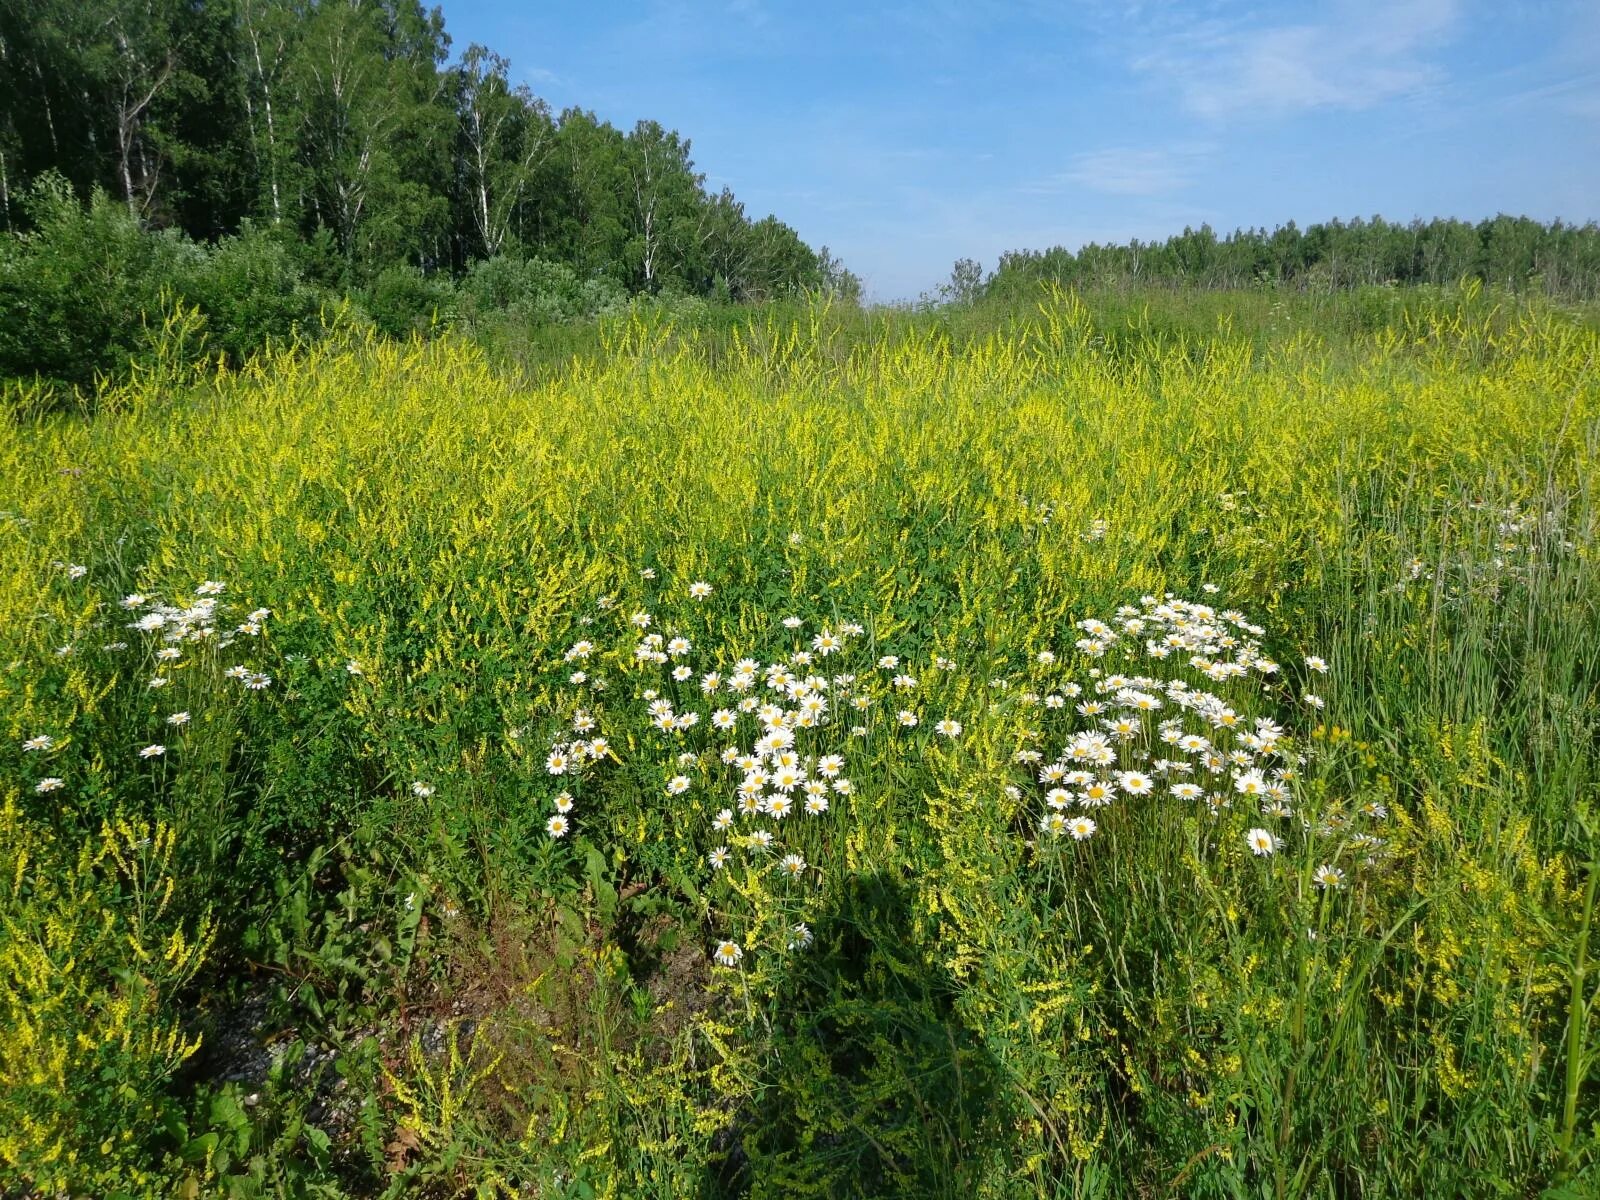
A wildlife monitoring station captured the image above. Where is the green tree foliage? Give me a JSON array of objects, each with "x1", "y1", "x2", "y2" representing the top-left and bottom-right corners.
[
  {"x1": 0, "y1": 175, "x2": 323, "y2": 384},
  {"x1": 0, "y1": 0, "x2": 835, "y2": 379},
  {"x1": 986, "y1": 215, "x2": 1600, "y2": 300}
]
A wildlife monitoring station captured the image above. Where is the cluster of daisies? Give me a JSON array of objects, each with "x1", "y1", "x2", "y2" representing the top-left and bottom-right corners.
[
  {"x1": 121, "y1": 584, "x2": 276, "y2": 759},
  {"x1": 538, "y1": 575, "x2": 975, "y2": 970},
  {"x1": 19, "y1": 575, "x2": 276, "y2": 793},
  {"x1": 1011, "y1": 593, "x2": 1380, "y2": 890}
]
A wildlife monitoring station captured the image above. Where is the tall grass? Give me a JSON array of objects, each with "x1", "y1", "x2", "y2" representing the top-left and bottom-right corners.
[{"x1": 0, "y1": 289, "x2": 1595, "y2": 1197}]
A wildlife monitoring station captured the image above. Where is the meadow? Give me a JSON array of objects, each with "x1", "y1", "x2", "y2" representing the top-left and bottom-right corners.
[{"x1": 1, "y1": 285, "x2": 1596, "y2": 1198}]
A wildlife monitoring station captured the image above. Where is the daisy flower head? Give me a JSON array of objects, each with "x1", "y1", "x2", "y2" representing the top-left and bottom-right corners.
[
  {"x1": 1234, "y1": 771, "x2": 1267, "y2": 797},
  {"x1": 782, "y1": 616, "x2": 804, "y2": 630},
  {"x1": 553, "y1": 791, "x2": 575, "y2": 814},
  {"x1": 1080, "y1": 779, "x2": 1114, "y2": 807},
  {"x1": 1040, "y1": 811, "x2": 1069, "y2": 837},
  {"x1": 1313, "y1": 864, "x2": 1345, "y2": 889},
  {"x1": 546, "y1": 814, "x2": 570, "y2": 839},
  {"x1": 688, "y1": 580, "x2": 713, "y2": 600},
  {"x1": 765, "y1": 794, "x2": 795, "y2": 820},
  {"x1": 139, "y1": 744, "x2": 166, "y2": 759},
  {"x1": 1068, "y1": 816, "x2": 1097, "y2": 840},
  {"x1": 666, "y1": 775, "x2": 692, "y2": 796},
  {"x1": 708, "y1": 846, "x2": 730, "y2": 870},
  {"x1": 1246, "y1": 827, "x2": 1281, "y2": 857},
  {"x1": 935, "y1": 718, "x2": 962, "y2": 738},
  {"x1": 1305, "y1": 656, "x2": 1329, "y2": 673},
  {"x1": 804, "y1": 794, "x2": 830, "y2": 815},
  {"x1": 411, "y1": 781, "x2": 436, "y2": 798},
  {"x1": 546, "y1": 750, "x2": 570, "y2": 775},
  {"x1": 779, "y1": 853, "x2": 807, "y2": 879},
  {"x1": 65, "y1": 564, "x2": 88, "y2": 579},
  {"x1": 897, "y1": 710, "x2": 919, "y2": 727},
  {"x1": 787, "y1": 923, "x2": 814, "y2": 950},
  {"x1": 713, "y1": 939, "x2": 744, "y2": 967},
  {"x1": 35, "y1": 777, "x2": 65, "y2": 794},
  {"x1": 22, "y1": 735, "x2": 54, "y2": 753},
  {"x1": 1117, "y1": 771, "x2": 1154, "y2": 796}
]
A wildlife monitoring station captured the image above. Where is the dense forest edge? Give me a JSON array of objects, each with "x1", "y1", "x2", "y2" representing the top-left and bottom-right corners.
[{"x1": 4, "y1": 1, "x2": 1600, "y2": 394}]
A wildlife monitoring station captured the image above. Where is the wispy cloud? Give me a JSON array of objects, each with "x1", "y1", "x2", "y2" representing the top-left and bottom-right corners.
[
  {"x1": 1131, "y1": 0, "x2": 1460, "y2": 119},
  {"x1": 1043, "y1": 146, "x2": 1207, "y2": 196}
]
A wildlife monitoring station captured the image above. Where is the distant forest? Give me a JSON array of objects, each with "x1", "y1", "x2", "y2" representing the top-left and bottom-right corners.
[
  {"x1": 0, "y1": 0, "x2": 852, "y2": 300},
  {"x1": 982, "y1": 216, "x2": 1600, "y2": 301}
]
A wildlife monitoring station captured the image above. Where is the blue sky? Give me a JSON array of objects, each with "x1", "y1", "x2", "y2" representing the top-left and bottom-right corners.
[{"x1": 440, "y1": 1, "x2": 1600, "y2": 301}]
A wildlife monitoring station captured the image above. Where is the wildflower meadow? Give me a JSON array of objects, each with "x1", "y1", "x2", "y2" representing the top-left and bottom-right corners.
[{"x1": 1, "y1": 286, "x2": 1597, "y2": 1197}]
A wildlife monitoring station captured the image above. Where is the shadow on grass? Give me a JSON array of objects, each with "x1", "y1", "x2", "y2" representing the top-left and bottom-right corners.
[{"x1": 703, "y1": 870, "x2": 1012, "y2": 1199}]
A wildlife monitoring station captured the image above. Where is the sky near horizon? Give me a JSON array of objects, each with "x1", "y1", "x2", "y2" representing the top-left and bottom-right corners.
[{"x1": 441, "y1": 1, "x2": 1599, "y2": 301}]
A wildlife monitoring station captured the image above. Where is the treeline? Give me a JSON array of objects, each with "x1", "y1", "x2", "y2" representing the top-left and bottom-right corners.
[
  {"x1": 0, "y1": 0, "x2": 856, "y2": 374},
  {"x1": 982, "y1": 216, "x2": 1600, "y2": 301},
  {"x1": 0, "y1": 179, "x2": 668, "y2": 386}
]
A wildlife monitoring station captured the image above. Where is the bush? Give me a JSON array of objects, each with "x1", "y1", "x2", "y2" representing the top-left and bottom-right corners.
[
  {"x1": 362, "y1": 264, "x2": 456, "y2": 340},
  {"x1": 0, "y1": 176, "x2": 200, "y2": 385},
  {"x1": 0, "y1": 177, "x2": 331, "y2": 388},
  {"x1": 181, "y1": 224, "x2": 327, "y2": 365},
  {"x1": 454, "y1": 255, "x2": 626, "y2": 328}
]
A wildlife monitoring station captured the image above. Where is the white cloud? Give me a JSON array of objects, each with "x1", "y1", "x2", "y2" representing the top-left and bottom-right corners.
[
  {"x1": 1131, "y1": 0, "x2": 1460, "y2": 118},
  {"x1": 1052, "y1": 147, "x2": 1201, "y2": 196}
]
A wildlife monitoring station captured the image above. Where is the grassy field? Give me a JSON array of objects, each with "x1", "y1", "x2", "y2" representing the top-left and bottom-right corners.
[{"x1": 1, "y1": 286, "x2": 1596, "y2": 1198}]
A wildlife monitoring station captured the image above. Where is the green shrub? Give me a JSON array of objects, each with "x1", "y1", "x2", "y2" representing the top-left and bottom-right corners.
[
  {"x1": 455, "y1": 254, "x2": 626, "y2": 328},
  {"x1": 0, "y1": 176, "x2": 200, "y2": 385},
  {"x1": 362, "y1": 264, "x2": 456, "y2": 340},
  {"x1": 181, "y1": 224, "x2": 326, "y2": 365}
]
